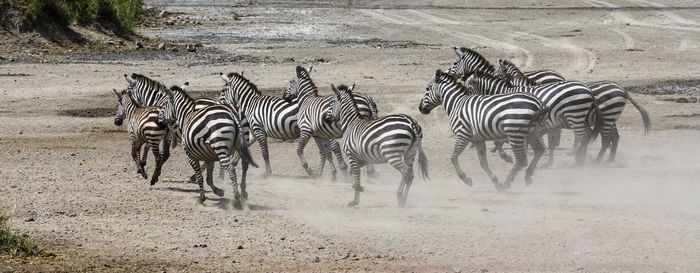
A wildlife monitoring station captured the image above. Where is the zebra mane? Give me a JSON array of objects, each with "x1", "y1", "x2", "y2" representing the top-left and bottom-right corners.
[
  {"x1": 227, "y1": 72, "x2": 261, "y2": 96},
  {"x1": 130, "y1": 73, "x2": 168, "y2": 91},
  {"x1": 120, "y1": 89, "x2": 140, "y2": 107},
  {"x1": 169, "y1": 85, "x2": 195, "y2": 102},
  {"x1": 458, "y1": 47, "x2": 496, "y2": 73},
  {"x1": 470, "y1": 70, "x2": 512, "y2": 87},
  {"x1": 296, "y1": 66, "x2": 318, "y2": 95}
]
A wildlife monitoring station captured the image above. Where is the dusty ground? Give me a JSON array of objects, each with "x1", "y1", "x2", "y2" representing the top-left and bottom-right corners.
[{"x1": 1, "y1": 0, "x2": 699, "y2": 272}]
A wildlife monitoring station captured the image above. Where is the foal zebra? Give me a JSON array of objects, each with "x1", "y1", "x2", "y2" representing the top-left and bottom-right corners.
[
  {"x1": 325, "y1": 84, "x2": 428, "y2": 207},
  {"x1": 419, "y1": 70, "x2": 548, "y2": 190},
  {"x1": 157, "y1": 85, "x2": 257, "y2": 208},
  {"x1": 498, "y1": 59, "x2": 651, "y2": 163},
  {"x1": 113, "y1": 89, "x2": 169, "y2": 185},
  {"x1": 467, "y1": 71, "x2": 603, "y2": 165},
  {"x1": 284, "y1": 66, "x2": 379, "y2": 180}
]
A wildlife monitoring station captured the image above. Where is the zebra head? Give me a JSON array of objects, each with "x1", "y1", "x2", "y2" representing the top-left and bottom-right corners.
[
  {"x1": 113, "y1": 88, "x2": 126, "y2": 126},
  {"x1": 447, "y1": 47, "x2": 496, "y2": 80},
  {"x1": 326, "y1": 83, "x2": 356, "y2": 126},
  {"x1": 497, "y1": 59, "x2": 532, "y2": 86},
  {"x1": 156, "y1": 87, "x2": 177, "y2": 129},
  {"x1": 419, "y1": 69, "x2": 452, "y2": 114},
  {"x1": 284, "y1": 66, "x2": 313, "y2": 103}
]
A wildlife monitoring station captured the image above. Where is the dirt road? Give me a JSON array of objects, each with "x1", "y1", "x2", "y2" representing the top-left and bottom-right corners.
[{"x1": 1, "y1": 1, "x2": 699, "y2": 272}]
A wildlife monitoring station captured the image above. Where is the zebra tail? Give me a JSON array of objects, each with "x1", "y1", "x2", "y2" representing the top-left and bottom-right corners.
[
  {"x1": 623, "y1": 91, "x2": 651, "y2": 135},
  {"x1": 589, "y1": 97, "x2": 604, "y2": 144},
  {"x1": 532, "y1": 105, "x2": 549, "y2": 125},
  {"x1": 417, "y1": 142, "x2": 430, "y2": 181}
]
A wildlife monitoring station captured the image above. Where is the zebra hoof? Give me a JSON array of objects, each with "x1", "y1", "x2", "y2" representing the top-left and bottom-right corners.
[
  {"x1": 347, "y1": 200, "x2": 359, "y2": 208},
  {"x1": 150, "y1": 177, "x2": 158, "y2": 186},
  {"x1": 197, "y1": 196, "x2": 206, "y2": 205},
  {"x1": 189, "y1": 175, "x2": 197, "y2": 184},
  {"x1": 458, "y1": 174, "x2": 472, "y2": 186},
  {"x1": 242, "y1": 191, "x2": 248, "y2": 200},
  {"x1": 232, "y1": 198, "x2": 243, "y2": 210},
  {"x1": 540, "y1": 161, "x2": 553, "y2": 168},
  {"x1": 213, "y1": 188, "x2": 225, "y2": 197},
  {"x1": 138, "y1": 169, "x2": 148, "y2": 179},
  {"x1": 525, "y1": 176, "x2": 533, "y2": 186}
]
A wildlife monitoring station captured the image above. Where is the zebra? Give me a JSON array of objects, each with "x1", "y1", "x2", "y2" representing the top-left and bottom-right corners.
[
  {"x1": 283, "y1": 66, "x2": 379, "y2": 180},
  {"x1": 447, "y1": 46, "x2": 565, "y2": 162},
  {"x1": 157, "y1": 85, "x2": 257, "y2": 208},
  {"x1": 113, "y1": 88, "x2": 169, "y2": 186},
  {"x1": 467, "y1": 71, "x2": 603, "y2": 166},
  {"x1": 498, "y1": 59, "x2": 651, "y2": 164},
  {"x1": 419, "y1": 70, "x2": 548, "y2": 190},
  {"x1": 324, "y1": 84, "x2": 428, "y2": 207}
]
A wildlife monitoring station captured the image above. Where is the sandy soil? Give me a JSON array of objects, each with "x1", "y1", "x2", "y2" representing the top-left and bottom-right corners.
[{"x1": 1, "y1": 0, "x2": 699, "y2": 272}]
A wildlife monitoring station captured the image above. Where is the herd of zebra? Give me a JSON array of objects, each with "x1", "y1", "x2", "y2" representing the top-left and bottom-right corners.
[{"x1": 112, "y1": 47, "x2": 650, "y2": 208}]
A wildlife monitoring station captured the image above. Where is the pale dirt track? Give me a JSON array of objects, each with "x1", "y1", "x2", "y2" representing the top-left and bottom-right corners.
[{"x1": 1, "y1": 1, "x2": 699, "y2": 272}]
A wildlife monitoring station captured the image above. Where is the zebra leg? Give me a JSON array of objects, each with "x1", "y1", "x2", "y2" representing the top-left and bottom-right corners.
[
  {"x1": 473, "y1": 142, "x2": 502, "y2": 191},
  {"x1": 347, "y1": 157, "x2": 363, "y2": 207},
  {"x1": 503, "y1": 138, "x2": 528, "y2": 189},
  {"x1": 366, "y1": 164, "x2": 377, "y2": 179},
  {"x1": 329, "y1": 140, "x2": 348, "y2": 173},
  {"x1": 220, "y1": 153, "x2": 242, "y2": 210},
  {"x1": 140, "y1": 143, "x2": 149, "y2": 169},
  {"x1": 313, "y1": 138, "x2": 336, "y2": 181},
  {"x1": 132, "y1": 140, "x2": 148, "y2": 179},
  {"x1": 252, "y1": 128, "x2": 272, "y2": 177},
  {"x1": 606, "y1": 126, "x2": 620, "y2": 164},
  {"x1": 241, "y1": 160, "x2": 249, "y2": 200},
  {"x1": 204, "y1": 161, "x2": 224, "y2": 197},
  {"x1": 525, "y1": 137, "x2": 545, "y2": 186},
  {"x1": 540, "y1": 135, "x2": 555, "y2": 168},
  {"x1": 161, "y1": 130, "x2": 171, "y2": 163},
  {"x1": 572, "y1": 126, "x2": 592, "y2": 166},
  {"x1": 148, "y1": 140, "x2": 164, "y2": 186},
  {"x1": 296, "y1": 131, "x2": 315, "y2": 176},
  {"x1": 493, "y1": 141, "x2": 513, "y2": 163},
  {"x1": 594, "y1": 126, "x2": 612, "y2": 164},
  {"x1": 396, "y1": 148, "x2": 418, "y2": 207},
  {"x1": 450, "y1": 137, "x2": 473, "y2": 186},
  {"x1": 185, "y1": 153, "x2": 206, "y2": 204}
]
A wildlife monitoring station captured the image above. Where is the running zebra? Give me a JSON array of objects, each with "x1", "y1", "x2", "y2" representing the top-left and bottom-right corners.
[
  {"x1": 447, "y1": 47, "x2": 566, "y2": 161},
  {"x1": 283, "y1": 66, "x2": 379, "y2": 180},
  {"x1": 157, "y1": 85, "x2": 257, "y2": 208},
  {"x1": 498, "y1": 59, "x2": 651, "y2": 163},
  {"x1": 419, "y1": 70, "x2": 548, "y2": 190},
  {"x1": 325, "y1": 84, "x2": 428, "y2": 207},
  {"x1": 467, "y1": 71, "x2": 603, "y2": 165},
  {"x1": 113, "y1": 88, "x2": 169, "y2": 186}
]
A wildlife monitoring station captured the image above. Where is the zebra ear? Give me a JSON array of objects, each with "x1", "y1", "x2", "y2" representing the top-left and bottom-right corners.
[
  {"x1": 113, "y1": 88, "x2": 120, "y2": 97},
  {"x1": 124, "y1": 74, "x2": 135, "y2": 85},
  {"x1": 296, "y1": 66, "x2": 306, "y2": 78},
  {"x1": 240, "y1": 70, "x2": 244, "y2": 76},
  {"x1": 181, "y1": 82, "x2": 189, "y2": 92},
  {"x1": 435, "y1": 69, "x2": 443, "y2": 79},
  {"x1": 164, "y1": 87, "x2": 175, "y2": 97},
  {"x1": 220, "y1": 72, "x2": 229, "y2": 82},
  {"x1": 330, "y1": 84, "x2": 340, "y2": 96},
  {"x1": 308, "y1": 66, "x2": 313, "y2": 74},
  {"x1": 349, "y1": 83, "x2": 355, "y2": 92},
  {"x1": 453, "y1": 46, "x2": 464, "y2": 57}
]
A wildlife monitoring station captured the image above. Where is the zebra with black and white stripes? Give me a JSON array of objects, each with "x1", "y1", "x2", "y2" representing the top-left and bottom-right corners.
[
  {"x1": 467, "y1": 71, "x2": 603, "y2": 165},
  {"x1": 283, "y1": 66, "x2": 379, "y2": 180},
  {"x1": 157, "y1": 85, "x2": 257, "y2": 208},
  {"x1": 113, "y1": 88, "x2": 169, "y2": 186},
  {"x1": 419, "y1": 70, "x2": 548, "y2": 190},
  {"x1": 498, "y1": 59, "x2": 651, "y2": 163},
  {"x1": 324, "y1": 84, "x2": 428, "y2": 207}
]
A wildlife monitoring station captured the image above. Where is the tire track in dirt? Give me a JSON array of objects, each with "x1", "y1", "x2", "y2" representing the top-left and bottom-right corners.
[
  {"x1": 501, "y1": 30, "x2": 596, "y2": 73},
  {"x1": 360, "y1": 9, "x2": 535, "y2": 70}
]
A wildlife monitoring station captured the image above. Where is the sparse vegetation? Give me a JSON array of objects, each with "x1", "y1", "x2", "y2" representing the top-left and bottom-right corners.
[
  {"x1": 2, "y1": 0, "x2": 144, "y2": 34},
  {"x1": 0, "y1": 208, "x2": 43, "y2": 257}
]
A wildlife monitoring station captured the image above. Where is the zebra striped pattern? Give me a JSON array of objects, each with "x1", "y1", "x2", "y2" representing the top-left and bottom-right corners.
[
  {"x1": 283, "y1": 66, "x2": 380, "y2": 180},
  {"x1": 158, "y1": 85, "x2": 257, "y2": 209},
  {"x1": 419, "y1": 70, "x2": 548, "y2": 190},
  {"x1": 498, "y1": 59, "x2": 650, "y2": 164},
  {"x1": 467, "y1": 71, "x2": 603, "y2": 165},
  {"x1": 113, "y1": 89, "x2": 169, "y2": 186},
  {"x1": 325, "y1": 84, "x2": 428, "y2": 207},
  {"x1": 219, "y1": 72, "x2": 300, "y2": 177}
]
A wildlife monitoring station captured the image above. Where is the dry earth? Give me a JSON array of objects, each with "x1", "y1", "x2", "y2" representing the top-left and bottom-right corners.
[{"x1": 1, "y1": 0, "x2": 699, "y2": 272}]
